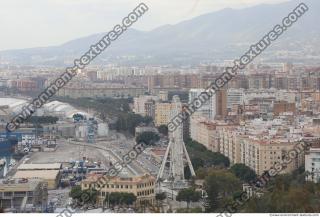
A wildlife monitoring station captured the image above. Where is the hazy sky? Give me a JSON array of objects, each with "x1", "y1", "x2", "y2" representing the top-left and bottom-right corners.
[{"x1": 0, "y1": 0, "x2": 291, "y2": 51}]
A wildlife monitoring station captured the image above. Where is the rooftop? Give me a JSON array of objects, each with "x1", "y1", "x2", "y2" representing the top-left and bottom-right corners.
[
  {"x1": 13, "y1": 170, "x2": 60, "y2": 180},
  {"x1": 17, "y1": 163, "x2": 61, "y2": 170},
  {"x1": 0, "y1": 179, "x2": 42, "y2": 192}
]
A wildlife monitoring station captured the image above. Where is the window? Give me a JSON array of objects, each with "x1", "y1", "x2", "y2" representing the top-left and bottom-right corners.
[{"x1": 4, "y1": 192, "x2": 12, "y2": 197}]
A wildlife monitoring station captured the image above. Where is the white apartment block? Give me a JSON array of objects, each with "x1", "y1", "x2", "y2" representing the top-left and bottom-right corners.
[
  {"x1": 243, "y1": 89, "x2": 296, "y2": 104},
  {"x1": 227, "y1": 88, "x2": 244, "y2": 109},
  {"x1": 189, "y1": 89, "x2": 216, "y2": 120},
  {"x1": 133, "y1": 95, "x2": 159, "y2": 116}
]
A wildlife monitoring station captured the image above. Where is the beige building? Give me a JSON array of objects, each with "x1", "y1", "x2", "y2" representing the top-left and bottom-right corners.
[
  {"x1": 17, "y1": 163, "x2": 61, "y2": 171},
  {"x1": 190, "y1": 117, "x2": 305, "y2": 175},
  {"x1": 217, "y1": 126, "x2": 241, "y2": 165},
  {"x1": 217, "y1": 118, "x2": 305, "y2": 175},
  {"x1": 190, "y1": 117, "x2": 217, "y2": 152},
  {"x1": 237, "y1": 137, "x2": 303, "y2": 175},
  {"x1": 190, "y1": 117, "x2": 238, "y2": 154},
  {"x1": 13, "y1": 163, "x2": 61, "y2": 190},
  {"x1": 81, "y1": 174, "x2": 156, "y2": 207},
  {"x1": 155, "y1": 102, "x2": 173, "y2": 126},
  {"x1": 0, "y1": 179, "x2": 48, "y2": 212}
]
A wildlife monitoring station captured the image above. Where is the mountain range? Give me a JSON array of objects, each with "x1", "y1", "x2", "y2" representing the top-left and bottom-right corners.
[{"x1": 1, "y1": 0, "x2": 319, "y2": 66}]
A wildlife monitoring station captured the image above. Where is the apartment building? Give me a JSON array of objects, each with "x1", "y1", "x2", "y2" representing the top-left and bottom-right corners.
[
  {"x1": 238, "y1": 137, "x2": 303, "y2": 175},
  {"x1": 133, "y1": 95, "x2": 159, "y2": 117},
  {"x1": 191, "y1": 115, "x2": 307, "y2": 175},
  {"x1": 190, "y1": 117, "x2": 239, "y2": 154},
  {"x1": 155, "y1": 102, "x2": 172, "y2": 126},
  {"x1": 217, "y1": 126, "x2": 242, "y2": 165},
  {"x1": 190, "y1": 117, "x2": 217, "y2": 152},
  {"x1": 273, "y1": 101, "x2": 296, "y2": 116},
  {"x1": 57, "y1": 86, "x2": 146, "y2": 98},
  {"x1": 8, "y1": 79, "x2": 37, "y2": 92},
  {"x1": 189, "y1": 89, "x2": 216, "y2": 120},
  {"x1": 227, "y1": 89, "x2": 244, "y2": 109},
  {"x1": 81, "y1": 174, "x2": 155, "y2": 207},
  {"x1": 147, "y1": 74, "x2": 200, "y2": 90}
]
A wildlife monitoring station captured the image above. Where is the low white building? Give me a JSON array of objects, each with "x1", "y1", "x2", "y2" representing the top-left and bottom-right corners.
[
  {"x1": 133, "y1": 95, "x2": 159, "y2": 116},
  {"x1": 305, "y1": 147, "x2": 320, "y2": 183}
]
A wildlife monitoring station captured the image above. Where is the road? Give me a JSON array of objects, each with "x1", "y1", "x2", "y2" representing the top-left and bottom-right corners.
[{"x1": 63, "y1": 138, "x2": 147, "y2": 176}]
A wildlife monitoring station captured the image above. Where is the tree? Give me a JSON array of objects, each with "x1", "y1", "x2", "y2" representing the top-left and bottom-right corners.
[
  {"x1": 230, "y1": 163, "x2": 257, "y2": 183},
  {"x1": 176, "y1": 188, "x2": 201, "y2": 210},
  {"x1": 116, "y1": 113, "x2": 152, "y2": 135},
  {"x1": 242, "y1": 167, "x2": 320, "y2": 213},
  {"x1": 69, "y1": 186, "x2": 98, "y2": 207},
  {"x1": 121, "y1": 193, "x2": 137, "y2": 206},
  {"x1": 136, "y1": 131, "x2": 160, "y2": 146},
  {"x1": 69, "y1": 185, "x2": 82, "y2": 200},
  {"x1": 82, "y1": 189, "x2": 98, "y2": 206},
  {"x1": 191, "y1": 157, "x2": 205, "y2": 170},
  {"x1": 156, "y1": 192, "x2": 166, "y2": 201},
  {"x1": 158, "y1": 125, "x2": 168, "y2": 136},
  {"x1": 204, "y1": 170, "x2": 242, "y2": 212},
  {"x1": 185, "y1": 139, "x2": 230, "y2": 168},
  {"x1": 106, "y1": 192, "x2": 137, "y2": 208},
  {"x1": 155, "y1": 192, "x2": 167, "y2": 212}
]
